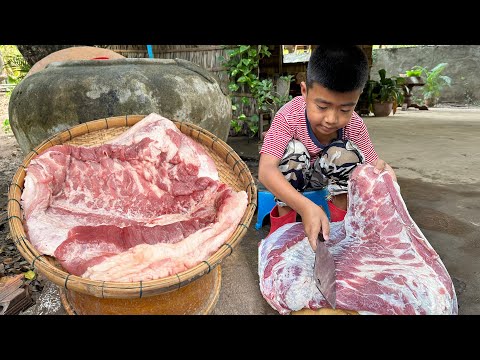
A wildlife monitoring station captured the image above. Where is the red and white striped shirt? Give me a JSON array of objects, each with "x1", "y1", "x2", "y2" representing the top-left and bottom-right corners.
[{"x1": 260, "y1": 96, "x2": 378, "y2": 164}]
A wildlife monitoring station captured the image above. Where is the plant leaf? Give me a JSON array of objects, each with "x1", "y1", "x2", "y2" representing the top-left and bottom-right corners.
[
  {"x1": 228, "y1": 83, "x2": 239, "y2": 92},
  {"x1": 237, "y1": 76, "x2": 248, "y2": 83},
  {"x1": 24, "y1": 270, "x2": 36, "y2": 280}
]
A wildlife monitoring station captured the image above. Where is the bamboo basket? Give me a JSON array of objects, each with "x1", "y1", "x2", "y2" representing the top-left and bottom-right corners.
[{"x1": 7, "y1": 115, "x2": 257, "y2": 300}]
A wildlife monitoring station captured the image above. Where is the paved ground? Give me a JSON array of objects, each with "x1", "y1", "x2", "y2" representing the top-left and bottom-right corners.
[
  {"x1": 3, "y1": 103, "x2": 479, "y2": 315},
  {"x1": 215, "y1": 107, "x2": 480, "y2": 315}
]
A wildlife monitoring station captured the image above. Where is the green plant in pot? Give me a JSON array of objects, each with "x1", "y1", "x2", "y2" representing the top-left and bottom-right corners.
[
  {"x1": 408, "y1": 63, "x2": 452, "y2": 107},
  {"x1": 366, "y1": 69, "x2": 405, "y2": 117}
]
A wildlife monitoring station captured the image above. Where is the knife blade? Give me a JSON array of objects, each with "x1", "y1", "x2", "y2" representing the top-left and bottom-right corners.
[{"x1": 314, "y1": 234, "x2": 337, "y2": 309}]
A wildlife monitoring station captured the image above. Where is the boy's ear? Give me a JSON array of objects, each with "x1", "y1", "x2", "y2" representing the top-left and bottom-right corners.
[{"x1": 300, "y1": 81, "x2": 307, "y2": 98}]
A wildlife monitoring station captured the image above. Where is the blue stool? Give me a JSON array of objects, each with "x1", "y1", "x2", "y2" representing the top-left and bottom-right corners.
[{"x1": 255, "y1": 185, "x2": 331, "y2": 230}]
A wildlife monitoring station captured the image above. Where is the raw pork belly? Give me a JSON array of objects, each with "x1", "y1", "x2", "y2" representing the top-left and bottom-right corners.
[
  {"x1": 22, "y1": 113, "x2": 247, "y2": 281},
  {"x1": 259, "y1": 164, "x2": 457, "y2": 315}
]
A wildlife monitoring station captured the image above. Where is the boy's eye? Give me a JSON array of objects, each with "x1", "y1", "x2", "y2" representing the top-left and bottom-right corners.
[
  {"x1": 341, "y1": 109, "x2": 351, "y2": 113},
  {"x1": 317, "y1": 105, "x2": 327, "y2": 110}
]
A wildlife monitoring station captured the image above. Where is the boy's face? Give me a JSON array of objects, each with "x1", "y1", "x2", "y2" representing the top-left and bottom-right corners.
[{"x1": 301, "y1": 82, "x2": 362, "y2": 137}]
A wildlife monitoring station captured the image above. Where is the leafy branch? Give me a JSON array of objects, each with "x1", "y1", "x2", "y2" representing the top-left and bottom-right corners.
[
  {"x1": 2, "y1": 119, "x2": 11, "y2": 133},
  {"x1": 219, "y1": 45, "x2": 292, "y2": 137},
  {"x1": 410, "y1": 63, "x2": 452, "y2": 103},
  {"x1": 1, "y1": 45, "x2": 31, "y2": 86}
]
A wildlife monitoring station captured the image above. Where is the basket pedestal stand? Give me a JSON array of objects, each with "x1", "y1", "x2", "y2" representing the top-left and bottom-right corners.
[{"x1": 59, "y1": 266, "x2": 221, "y2": 315}]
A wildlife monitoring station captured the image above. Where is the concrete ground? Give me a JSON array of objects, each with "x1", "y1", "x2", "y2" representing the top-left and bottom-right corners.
[{"x1": 215, "y1": 107, "x2": 480, "y2": 315}]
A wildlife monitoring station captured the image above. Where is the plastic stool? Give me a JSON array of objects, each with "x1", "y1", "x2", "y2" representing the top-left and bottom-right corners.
[{"x1": 255, "y1": 186, "x2": 331, "y2": 230}]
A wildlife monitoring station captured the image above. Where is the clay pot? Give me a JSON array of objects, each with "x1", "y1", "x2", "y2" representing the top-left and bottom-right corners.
[
  {"x1": 372, "y1": 102, "x2": 393, "y2": 117},
  {"x1": 424, "y1": 98, "x2": 436, "y2": 108}
]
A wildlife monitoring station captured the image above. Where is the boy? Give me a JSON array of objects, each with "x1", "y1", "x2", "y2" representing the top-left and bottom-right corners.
[{"x1": 258, "y1": 45, "x2": 396, "y2": 251}]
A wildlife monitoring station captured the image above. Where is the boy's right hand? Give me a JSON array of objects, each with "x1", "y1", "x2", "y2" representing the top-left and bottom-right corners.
[{"x1": 300, "y1": 202, "x2": 330, "y2": 251}]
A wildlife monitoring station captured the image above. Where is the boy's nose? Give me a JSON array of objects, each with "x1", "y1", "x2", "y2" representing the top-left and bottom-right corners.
[{"x1": 324, "y1": 110, "x2": 338, "y2": 125}]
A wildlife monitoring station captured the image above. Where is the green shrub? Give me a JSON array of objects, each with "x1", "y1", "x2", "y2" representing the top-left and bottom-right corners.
[{"x1": 410, "y1": 63, "x2": 452, "y2": 105}]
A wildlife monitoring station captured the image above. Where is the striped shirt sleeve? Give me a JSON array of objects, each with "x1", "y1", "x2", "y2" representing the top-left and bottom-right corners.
[
  {"x1": 260, "y1": 112, "x2": 294, "y2": 159},
  {"x1": 346, "y1": 113, "x2": 379, "y2": 164}
]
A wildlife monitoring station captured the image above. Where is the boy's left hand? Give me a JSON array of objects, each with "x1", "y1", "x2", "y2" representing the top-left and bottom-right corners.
[{"x1": 373, "y1": 158, "x2": 397, "y2": 182}]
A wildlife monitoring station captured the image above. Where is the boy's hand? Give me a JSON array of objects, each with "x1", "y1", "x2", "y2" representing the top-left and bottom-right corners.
[
  {"x1": 300, "y1": 202, "x2": 330, "y2": 251},
  {"x1": 373, "y1": 158, "x2": 397, "y2": 182}
]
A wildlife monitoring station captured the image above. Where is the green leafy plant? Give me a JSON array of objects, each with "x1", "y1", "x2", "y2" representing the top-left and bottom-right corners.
[
  {"x1": 2, "y1": 118, "x2": 11, "y2": 133},
  {"x1": 409, "y1": 63, "x2": 452, "y2": 106},
  {"x1": 0, "y1": 46, "x2": 30, "y2": 86},
  {"x1": 4, "y1": 55, "x2": 30, "y2": 84},
  {"x1": 219, "y1": 45, "x2": 292, "y2": 137},
  {"x1": 366, "y1": 69, "x2": 405, "y2": 114},
  {"x1": 219, "y1": 45, "x2": 270, "y2": 136},
  {"x1": 1, "y1": 45, "x2": 31, "y2": 97},
  {"x1": 245, "y1": 114, "x2": 259, "y2": 135},
  {"x1": 24, "y1": 270, "x2": 36, "y2": 280}
]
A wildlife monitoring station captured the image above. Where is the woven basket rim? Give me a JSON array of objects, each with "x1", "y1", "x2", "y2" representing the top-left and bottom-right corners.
[{"x1": 7, "y1": 114, "x2": 257, "y2": 299}]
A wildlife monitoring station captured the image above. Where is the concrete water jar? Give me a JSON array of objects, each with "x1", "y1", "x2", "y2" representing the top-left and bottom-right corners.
[{"x1": 8, "y1": 58, "x2": 232, "y2": 154}]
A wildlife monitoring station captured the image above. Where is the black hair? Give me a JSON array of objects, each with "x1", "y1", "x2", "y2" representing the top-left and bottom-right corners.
[{"x1": 306, "y1": 45, "x2": 369, "y2": 92}]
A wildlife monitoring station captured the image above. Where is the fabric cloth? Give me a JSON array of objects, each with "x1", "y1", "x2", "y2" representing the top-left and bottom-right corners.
[
  {"x1": 267, "y1": 205, "x2": 297, "y2": 237},
  {"x1": 309, "y1": 139, "x2": 365, "y2": 196},
  {"x1": 274, "y1": 139, "x2": 365, "y2": 207},
  {"x1": 260, "y1": 96, "x2": 378, "y2": 165}
]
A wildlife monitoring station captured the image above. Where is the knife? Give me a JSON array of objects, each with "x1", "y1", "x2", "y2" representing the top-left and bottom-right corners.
[{"x1": 314, "y1": 234, "x2": 337, "y2": 309}]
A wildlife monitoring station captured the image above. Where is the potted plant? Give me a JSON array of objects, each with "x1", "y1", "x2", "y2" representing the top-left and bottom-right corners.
[
  {"x1": 398, "y1": 68, "x2": 426, "y2": 110},
  {"x1": 405, "y1": 68, "x2": 423, "y2": 77},
  {"x1": 366, "y1": 69, "x2": 405, "y2": 117},
  {"x1": 408, "y1": 63, "x2": 452, "y2": 107}
]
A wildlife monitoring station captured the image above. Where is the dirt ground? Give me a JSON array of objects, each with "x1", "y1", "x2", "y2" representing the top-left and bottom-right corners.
[{"x1": 0, "y1": 93, "x2": 46, "y2": 306}]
